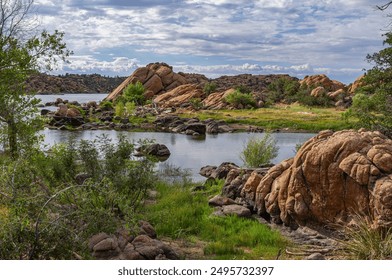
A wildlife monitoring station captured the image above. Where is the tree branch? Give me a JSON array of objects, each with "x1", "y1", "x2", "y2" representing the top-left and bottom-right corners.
[{"x1": 377, "y1": 1, "x2": 392, "y2": 11}]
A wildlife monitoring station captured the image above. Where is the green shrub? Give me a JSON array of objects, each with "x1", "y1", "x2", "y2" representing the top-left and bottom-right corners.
[
  {"x1": 99, "y1": 100, "x2": 113, "y2": 111},
  {"x1": 203, "y1": 82, "x2": 217, "y2": 95},
  {"x1": 115, "y1": 101, "x2": 125, "y2": 118},
  {"x1": 121, "y1": 81, "x2": 145, "y2": 105},
  {"x1": 0, "y1": 136, "x2": 156, "y2": 259},
  {"x1": 224, "y1": 90, "x2": 256, "y2": 108},
  {"x1": 294, "y1": 88, "x2": 332, "y2": 107},
  {"x1": 234, "y1": 85, "x2": 251, "y2": 94},
  {"x1": 240, "y1": 133, "x2": 279, "y2": 167},
  {"x1": 267, "y1": 77, "x2": 300, "y2": 103},
  {"x1": 190, "y1": 98, "x2": 203, "y2": 110}
]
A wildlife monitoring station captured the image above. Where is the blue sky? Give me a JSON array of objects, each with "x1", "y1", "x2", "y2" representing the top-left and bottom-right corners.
[{"x1": 34, "y1": 0, "x2": 389, "y2": 84}]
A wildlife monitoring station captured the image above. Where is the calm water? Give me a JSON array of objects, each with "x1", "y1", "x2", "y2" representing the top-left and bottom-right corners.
[
  {"x1": 36, "y1": 93, "x2": 108, "y2": 104},
  {"x1": 41, "y1": 130, "x2": 314, "y2": 182},
  {"x1": 36, "y1": 93, "x2": 108, "y2": 110},
  {"x1": 37, "y1": 93, "x2": 315, "y2": 181}
]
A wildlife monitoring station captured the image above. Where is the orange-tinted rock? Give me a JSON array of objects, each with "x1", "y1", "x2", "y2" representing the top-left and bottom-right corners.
[
  {"x1": 202, "y1": 88, "x2": 235, "y2": 109},
  {"x1": 371, "y1": 175, "x2": 392, "y2": 228},
  {"x1": 153, "y1": 84, "x2": 203, "y2": 107},
  {"x1": 244, "y1": 129, "x2": 392, "y2": 228},
  {"x1": 301, "y1": 74, "x2": 346, "y2": 92},
  {"x1": 105, "y1": 63, "x2": 188, "y2": 101},
  {"x1": 310, "y1": 86, "x2": 327, "y2": 97},
  {"x1": 348, "y1": 75, "x2": 365, "y2": 94}
]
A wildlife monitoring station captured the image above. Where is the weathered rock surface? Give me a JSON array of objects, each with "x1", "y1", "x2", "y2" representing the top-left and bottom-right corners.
[
  {"x1": 300, "y1": 74, "x2": 346, "y2": 92},
  {"x1": 347, "y1": 75, "x2": 365, "y2": 94},
  {"x1": 208, "y1": 195, "x2": 236, "y2": 207},
  {"x1": 300, "y1": 74, "x2": 352, "y2": 108},
  {"x1": 242, "y1": 129, "x2": 392, "y2": 229},
  {"x1": 153, "y1": 84, "x2": 204, "y2": 108},
  {"x1": 89, "y1": 221, "x2": 178, "y2": 260},
  {"x1": 222, "y1": 204, "x2": 252, "y2": 218},
  {"x1": 136, "y1": 143, "x2": 171, "y2": 158},
  {"x1": 202, "y1": 88, "x2": 235, "y2": 110},
  {"x1": 154, "y1": 115, "x2": 238, "y2": 135},
  {"x1": 106, "y1": 63, "x2": 188, "y2": 101}
]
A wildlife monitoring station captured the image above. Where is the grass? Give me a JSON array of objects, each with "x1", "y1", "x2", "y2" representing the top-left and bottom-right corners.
[
  {"x1": 339, "y1": 215, "x2": 392, "y2": 260},
  {"x1": 179, "y1": 103, "x2": 354, "y2": 132},
  {"x1": 143, "y1": 180, "x2": 288, "y2": 260}
]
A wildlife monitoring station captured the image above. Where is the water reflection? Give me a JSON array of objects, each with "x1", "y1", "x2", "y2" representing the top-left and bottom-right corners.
[{"x1": 41, "y1": 129, "x2": 315, "y2": 182}]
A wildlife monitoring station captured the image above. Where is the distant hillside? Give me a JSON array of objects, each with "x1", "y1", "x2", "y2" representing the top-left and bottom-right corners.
[{"x1": 26, "y1": 73, "x2": 127, "y2": 94}]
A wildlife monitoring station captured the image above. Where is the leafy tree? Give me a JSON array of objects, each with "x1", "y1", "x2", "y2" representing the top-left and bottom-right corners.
[
  {"x1": 345, "y1": 32, "x2": 392, "y2": 136},
  {"x1": 0, "y1": 0, "x2": 71, "y2": 158},
  {"x1": 267, "y1": 77, "x2": 300, "y2": 103}
]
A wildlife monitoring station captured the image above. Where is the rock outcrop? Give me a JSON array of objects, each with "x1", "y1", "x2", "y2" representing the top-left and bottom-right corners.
[
  {"x1": 300, "y1": 74, "x2": 346, "y2": 92},
  {"x1": 241, "y1": 129, "x2": 392, "y2": 229},
  {"x1": 89, "y1": 221, "x2": 179, "y2": 260},
  {"x1": 153, "y1": 84, "x2": 204, "y2": 107},
  {"x1": 300, "y1": 74, "x2": 351, "y2": 108},
  {"x1": 135, "y1": 143, "x2": 171, "y2": 159},
  {"x1": 202, "y1": 89, "x2": 235, "y2": 110},
  {"x1": 106, "y1": 63, "x2": 188, "y2": 101},
  {"x1": 347, "y1": 75, "x2": 365, "y2": 94}
]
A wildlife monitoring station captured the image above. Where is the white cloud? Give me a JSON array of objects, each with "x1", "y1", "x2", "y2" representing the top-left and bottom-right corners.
[
  {"x1": 33, "y1": 0, "x2": 388, "y2": 83},
  {"x1": 58, "y1": 56, "x2": 139, "y2": 73}
]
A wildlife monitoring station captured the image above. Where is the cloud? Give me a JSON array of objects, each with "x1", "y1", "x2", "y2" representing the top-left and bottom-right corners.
[
  {"x1": 56, "y1": 56, "x2": 140, "y2": 74},
  {"x1": 33, "y1": 0, "x2": 388, "y2": 83}
]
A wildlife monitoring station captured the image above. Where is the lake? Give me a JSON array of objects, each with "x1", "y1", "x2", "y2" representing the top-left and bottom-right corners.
[
  {"x1": 37, "y1": 93, "x2": 315, "y2": 181},
  {"x1": 41, "y1": 129, "x2": 314, "y2": 182},
  {"x1": 36, "y1": 93, "x2": 108, "y2": 104}
]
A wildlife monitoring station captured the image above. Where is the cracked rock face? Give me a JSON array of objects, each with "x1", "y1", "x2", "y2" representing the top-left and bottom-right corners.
[{"x1": 244, "y1": 130, "x2": 392, "y2": 229}]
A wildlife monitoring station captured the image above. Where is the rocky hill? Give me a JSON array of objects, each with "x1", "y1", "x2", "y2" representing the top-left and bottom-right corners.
[
  {"x1": 105, "y1": 62, "x2": 357, "y2": 109},
  {"x1": 26, "y1": 73, "x2": 127, "y2": 94}
]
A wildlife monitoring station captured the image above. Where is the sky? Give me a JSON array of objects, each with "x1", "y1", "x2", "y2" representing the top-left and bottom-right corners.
[{"x1": 32, "y1": 0, "x2": 390, "y2": 84}]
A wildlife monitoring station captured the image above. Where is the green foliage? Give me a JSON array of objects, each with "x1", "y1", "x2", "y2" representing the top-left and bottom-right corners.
[
  {"x1": 344, "y1": 32, "x2": 392, "y2": 136},
  {"x1": 0, "y1": 1, "x2": 71, "y2": 158},
  {"x1": 267, "y1": 77, "x2": 300, "y2": 103},
  {"x1": 234, "y1": 85, "x2": 252, "y2": 94},
  {"x1": 99, "y1": 100, "x2": 113, "y2": 111},
  {"x1": 115, "y1": 101, "x2": 125, "y2": 118},
  {"x1": 240, "y1": 133, "x2": 279, "y2": 167},
  {"x1": 203, "y1": 82, "x2": 217, "y2": 95},
  {"x1": 0, "y1": 136, "x2": 156, "y2": 259},
  {"x1": 190, "y1": 98, "x2": 203, "y2": 110},
  {"x1": 339, "y1": 215, "x2": 392, "y2": 260},
  {"x1": 224, "y1": 90, "x2": 256, "y2": 108},
  {"x1": 115, "y1": 101, "x2": 136, "y2": 118},
  {"x1": 145, "y1": 180, "x2": 286, "y2": 259},
  {"x1": 291, "y1": 87, "x2": 332, "y2": 107},
  {"x1": 120, "y1": 81, "x2": 145, "y2": 106}
]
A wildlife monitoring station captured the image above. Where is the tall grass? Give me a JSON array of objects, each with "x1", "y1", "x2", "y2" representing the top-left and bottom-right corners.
[
  {"x1": 339, "y1": 215, "x2": 392, "y2": 260},
  {"x1": 144, "y1": 181, "x2": 287, "y2": 259}
]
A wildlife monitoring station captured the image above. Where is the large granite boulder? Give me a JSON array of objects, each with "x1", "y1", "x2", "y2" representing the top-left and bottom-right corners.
[
  {"x1": 153, "y1": 84, "x2": 204, "y2": 108},
  {"x1": 242, "y1": 129, "x2": 392, "y2": 229},
  {"x1": 300, "y1": 74, "x2": 346, "y2": 92},
  {"x1": 105, "y1": 63, "x2": 188, "y2": 101}
]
